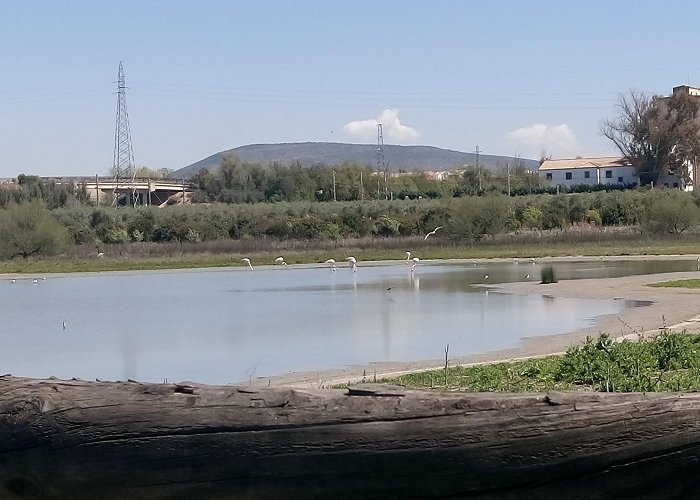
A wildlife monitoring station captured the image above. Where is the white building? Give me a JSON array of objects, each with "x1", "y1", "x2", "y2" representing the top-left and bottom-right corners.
[
  {"x1": 539, "y1": 157, "x2": 639, "y2": 188},
  {"x1": 539, "y1": 156, "x2": 684, "y2": 189}
]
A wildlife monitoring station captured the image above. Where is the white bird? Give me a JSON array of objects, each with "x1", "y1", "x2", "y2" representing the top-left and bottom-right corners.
[
  {"x1": 275, "y1": 256, "x2": 288, "y2": 266},
  {"x1": 97, "y1": 252, "x2": 105, "y2": 258},
  {"x1": 41, "y1": 277, "x2": 47, "y2": 281},
  {"x1": 411, "y1": 257, "x2": 420, "y2": 272},
  {"x1": 346, "y1": 256, "x2": 357, "y2": 272},
  {"x1": 405, "y1": 251, "x2": 412, "y2": 264},
  {"x1": 241, "y1": 258, "x2": 253, "y2": 271},
  {"x1": 424, "y1": 226, "x2": 443, "y2": 240},
  {"x1": 325, "y1": 258, "x2": 337, "y2": 271},
  {"x1": 512, "y1": 258, "x2": 518, "y2": 264},
  {"x1": 483, "y1": 274, "x2": 489, "y2": 280},
  {"x1": 9, "y1": 279, "x2": 15, "y2": 284},
  {"x1": 32, "y1": 279, "x2": 38, "y2": 284},
  {"x1": 525, "y1": 274, "x2": 530, "y2": 279}
]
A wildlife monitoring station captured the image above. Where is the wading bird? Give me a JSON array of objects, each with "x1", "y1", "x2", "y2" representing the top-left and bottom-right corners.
[
  {"x1": 9, "y1": 279, "x2": 15, "y2": 284},
  {"x1": 241, "y1": 258, "x2": 253, "y2": 271},
  {"x1": 424, "y1": 226, "x2": 443, "y2": 240},
  {"x1": 411, "y1": 257, "x2": 420, "y2": 272},
  {"x1": 97, "y1": 252, "x2": 105, "y2": 258},
  {"x1": 405, "y1": 251, "x2": 412, "y2": 264},
  {"x1": 325, "y1": 258, "x2": 337, "y2": 271},
  {"x1": 346, "y1": 256, "x2": 357, "y2": 272},
  {"x1": 32, "y1": 279, "x2": 38, "y2": 284},
  {"x1": 483, "y1": 274, "x2": 489, "y2": 280},
  {"x1": 275, "y1": 256, "x2": 288, "y2": 266}
]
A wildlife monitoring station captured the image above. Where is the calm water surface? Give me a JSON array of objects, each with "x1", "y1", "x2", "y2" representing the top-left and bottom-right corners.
[{"x1": 1, "y1": 259, "x2": 696, "y2": 384}]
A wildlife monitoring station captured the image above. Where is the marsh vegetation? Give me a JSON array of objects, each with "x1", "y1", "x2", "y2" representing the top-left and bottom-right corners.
[{"x1": 374, "y1": 332, "x2": 700, "y2": 393}]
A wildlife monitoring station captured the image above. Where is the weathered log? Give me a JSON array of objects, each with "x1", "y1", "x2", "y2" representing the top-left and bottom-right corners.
[{"x1": 1, "y1": 376, "x2": 700, "y2": 499}]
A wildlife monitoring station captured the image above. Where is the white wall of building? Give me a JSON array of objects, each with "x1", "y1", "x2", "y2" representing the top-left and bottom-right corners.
[{"x1": 540, "y1": 166, "x2": 638, "y2": 188}]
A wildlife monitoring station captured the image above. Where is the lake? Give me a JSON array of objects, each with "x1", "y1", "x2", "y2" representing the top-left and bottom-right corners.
[{"x1": 1, "y1": 258, "x2": 697, "y2": 384}]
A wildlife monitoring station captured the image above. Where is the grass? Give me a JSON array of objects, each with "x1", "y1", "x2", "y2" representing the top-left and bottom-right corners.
[
  {"x1": 649, "y1": 279, "x2": 700, "y2": 288},
  {"x1": 360, "y1": 332, "x2": 700, "y2": 393},
  {"x1": 5, "y1": 231, "x2": 700, "y2": 274}
]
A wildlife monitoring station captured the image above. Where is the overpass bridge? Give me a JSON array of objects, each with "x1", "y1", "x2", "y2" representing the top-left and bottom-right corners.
[{"x1": 46, "y1": 176, "x2": 195, "y2": 206}]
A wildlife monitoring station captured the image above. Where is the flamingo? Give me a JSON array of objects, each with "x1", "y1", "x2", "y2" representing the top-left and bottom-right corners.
[
  {"x1": 346, "y1": 256, "x2": 357, "y2": 272},
  {"x1": 325, "y1": 258, "x2": 337, "y2": 271},
  {"x1": 411, "y1": 257, "x2": 420, "y2": 272},
  {"x1": 275, "y1": 256, "x2": 288, "y2": 266},
  {"x1": 241, "y1": 258, "x2": 253, "y2": 271},
  {"x1": 424, "y1": 226, "x2": 443, "y2": 240},
  {"x1": 404, "y1": 251, "x2": 412, "y2": 264}
]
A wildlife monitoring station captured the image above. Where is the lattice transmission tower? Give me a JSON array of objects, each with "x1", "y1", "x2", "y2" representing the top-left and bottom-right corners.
[
  {"x1": 376, "y1": 123, "x2": 387, "y2": 199},
  {"x1": 112, "y1": 61, "x2": 136, "y2": 205}
]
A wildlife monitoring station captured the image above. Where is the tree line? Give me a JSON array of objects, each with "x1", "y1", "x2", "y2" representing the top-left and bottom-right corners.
[
  {"x1": 1, "y1": 189, "x2": 699, "y2": 259},
  {"x1": 189, "y1": 154, "x2": 542, "y2": 203}
]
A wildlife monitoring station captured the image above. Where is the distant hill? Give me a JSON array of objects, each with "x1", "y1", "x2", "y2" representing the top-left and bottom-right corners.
[{"x1": 175, "y1": 142, "x2": 539, "y2": 178}]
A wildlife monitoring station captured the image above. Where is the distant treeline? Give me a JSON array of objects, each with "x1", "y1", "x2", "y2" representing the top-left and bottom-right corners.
[
  {"x1": 188, "y1": 155, "x2": 618, "y2": 202},
  {"x1": 0, "y1": 189, "x2": 698, "y2": 260},
  {"x1": 3, "y1": 157, "x2": 640, "y2": 210}
]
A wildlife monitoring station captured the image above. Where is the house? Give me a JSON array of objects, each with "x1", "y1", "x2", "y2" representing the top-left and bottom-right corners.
[
  {"x1": 538, "y1": 156, "x2": 640, "y2": 188},
  {"x1": 539, "y1": 156, "x2": 684, "y2": 189},
  {"x1": 667, "y1": 85, "x2": 700, "y2": 189}
]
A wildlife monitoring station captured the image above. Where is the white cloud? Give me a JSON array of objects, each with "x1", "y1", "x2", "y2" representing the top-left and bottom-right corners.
[
  {"x1": 343, "y1": 109, "x2": 420, "y2": 143},
  {"x1": 505, "y1": 123, "x2": 578, "y2": 158}
]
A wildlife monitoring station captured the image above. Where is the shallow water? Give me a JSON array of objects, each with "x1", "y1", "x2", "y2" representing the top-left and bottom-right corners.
[{"x1": 0, "y1": 258, "x2": 696, "y2": 384}]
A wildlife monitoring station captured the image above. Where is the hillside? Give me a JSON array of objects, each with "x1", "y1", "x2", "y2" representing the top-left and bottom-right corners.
[{"x1": 175, "y1": 142, "x2": 539, "y2": 178}]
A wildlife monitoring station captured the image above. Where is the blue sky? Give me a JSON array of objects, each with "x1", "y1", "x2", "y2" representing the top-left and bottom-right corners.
[{"x1": 2, "y1": 0, "x2": 699, "y2": 177}]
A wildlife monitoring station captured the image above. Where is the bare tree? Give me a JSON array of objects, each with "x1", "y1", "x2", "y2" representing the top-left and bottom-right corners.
[{"x1": 601, "y1": 89, "x2": 700, "y2": 186}]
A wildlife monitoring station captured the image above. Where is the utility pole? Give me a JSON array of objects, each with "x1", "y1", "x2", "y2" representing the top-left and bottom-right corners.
[
  {"x1": 475, "y1": 145, "x2": 481, "y2": 194},
  {"x1": 507, "y1": 161, "x2": 511, "y2": 197},
  {"x1": 360, "y1": 171, "x2": 364, "y2": 200},
  {"x1": 332, "y1": 170, "x2": 337, "y2": 201},
  {"x1": 95, "y1": 174, "x2": 100, "y2": 206}
]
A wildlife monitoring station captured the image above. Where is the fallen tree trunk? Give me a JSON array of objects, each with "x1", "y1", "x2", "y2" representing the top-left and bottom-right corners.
[{"x1": 1, "y1": 376, "x2": 700, "y2": 499}]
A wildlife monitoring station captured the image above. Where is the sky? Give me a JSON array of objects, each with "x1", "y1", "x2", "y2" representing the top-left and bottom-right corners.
[{"x1": 2, "y1": 0, "x2": 700, "y2": 177}]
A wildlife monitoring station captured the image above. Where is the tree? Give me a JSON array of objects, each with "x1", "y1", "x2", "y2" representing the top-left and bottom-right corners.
[
  {"x1": 0, "y1": 203, "x2": 69, "y2": 259},
  {"x1": 644, "y1": 191, "x2": 699, "y2": 234},
  {"x1": 601, "y1": 89, "x2": 700, "y2": 186}
]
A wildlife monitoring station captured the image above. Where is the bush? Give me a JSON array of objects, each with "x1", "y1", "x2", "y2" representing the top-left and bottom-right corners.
[
  {"x1": 540, "y1": 265, "x2": 558, "y2": 284},
  {"x1": 0, "y1": 202, "x2": 69, "y2": 258}
]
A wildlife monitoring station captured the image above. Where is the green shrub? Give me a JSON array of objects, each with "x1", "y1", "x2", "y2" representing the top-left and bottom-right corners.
[{"x1": 540, "y1": 265, "x2": 558, "y2": 284}]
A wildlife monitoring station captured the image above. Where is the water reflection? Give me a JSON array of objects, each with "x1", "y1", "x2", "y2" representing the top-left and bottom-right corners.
[{"x1": 0, "y1": 258, "x2": 697, "y2": 384}]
